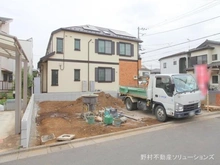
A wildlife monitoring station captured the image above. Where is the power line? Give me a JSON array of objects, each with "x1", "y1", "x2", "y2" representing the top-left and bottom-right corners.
[
  {"x1": 142, "y1": 15, "x2": 220, "y2": 37},
  {"x1": 141, "y1": 32, "x2": 220, "y2": 54},
  {"x1": 146, "y1": 0, "x2": 220, "y2": 30},
  {"x1": 142, "y1": 35, "x2": 220, "y2": 63}
]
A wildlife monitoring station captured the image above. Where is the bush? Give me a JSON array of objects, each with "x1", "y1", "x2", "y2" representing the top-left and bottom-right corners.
[
  {"x1": 0, "y1": 98, "x2": 6, "y2": 105},
  {"x1": 0, "y1": 92, "x2": 7, "y2": 99},
  {"x1": 7, "y1": 93, "x2": 14, "y2": 99}
]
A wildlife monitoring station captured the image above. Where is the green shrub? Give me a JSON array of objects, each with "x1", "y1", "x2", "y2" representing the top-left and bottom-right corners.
[
  {"x1": 7, "y1": 93, "x2": 14, "y2": 99},
  {"x1": 0, "y1": 99, "x2": 6, "y2": 105},
  {"x1": 0, "y1": 92, "x2": 7, "y2": 99}
]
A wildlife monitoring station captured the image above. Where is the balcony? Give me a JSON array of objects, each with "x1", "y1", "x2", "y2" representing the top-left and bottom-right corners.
[{"x1": 0, "y1": 81, "x2": 13, "y2": 92}]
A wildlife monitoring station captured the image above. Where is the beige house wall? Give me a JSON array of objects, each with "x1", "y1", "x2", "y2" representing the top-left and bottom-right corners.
[
  {"x1": 46, "y1": 60, "x2": 119, "y2": 93},
  {"x1": 50, "y1": 31, "x2": 138, "y2": 62}
]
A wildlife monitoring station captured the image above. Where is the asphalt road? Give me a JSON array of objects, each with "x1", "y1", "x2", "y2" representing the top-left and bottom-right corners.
[
  {"x1": 3, "y1": 115, "x2": 220, "y2": 165},
  {"x1": 0, "y1": 111, "x2": 14, "y2": 140}
]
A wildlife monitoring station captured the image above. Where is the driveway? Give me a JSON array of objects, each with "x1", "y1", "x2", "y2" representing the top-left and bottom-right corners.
[{"x1": 0, "y1": 111, "x2": 15, "y2": 140}]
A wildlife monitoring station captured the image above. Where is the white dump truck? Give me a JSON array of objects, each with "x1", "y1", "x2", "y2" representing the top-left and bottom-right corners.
[{"x1": 119, "y1": 74, "x2": 201, "y2": 122}]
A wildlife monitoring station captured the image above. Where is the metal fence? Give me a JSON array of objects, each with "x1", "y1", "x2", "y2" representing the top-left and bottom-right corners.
[{"x1": 0, "y1": 81, "x2": 13, "y2": 90}]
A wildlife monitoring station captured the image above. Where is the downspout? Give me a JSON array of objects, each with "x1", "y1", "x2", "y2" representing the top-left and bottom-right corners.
[
  {"x1": 60, "y1": 31, "x2": 65, "y2": 70},
  {"x1": 88, "y1": 39, "x2": 92, "y2": 91},
  {"x1": 137, "y1": 43, "x2": 139, "y2": 87}
]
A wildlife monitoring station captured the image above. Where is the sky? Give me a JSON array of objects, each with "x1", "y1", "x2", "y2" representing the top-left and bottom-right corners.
[{"x1": 1, "y1": 0, "x2": 220, "y2": 70}]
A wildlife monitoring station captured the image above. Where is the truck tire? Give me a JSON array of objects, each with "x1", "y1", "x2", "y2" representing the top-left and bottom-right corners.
[
  {"x1": 155, "y1": 105, "x2": 167, "y2": 122},
  {"x1": 125, "y1": 98, "x2": 137, "y2": 111}
]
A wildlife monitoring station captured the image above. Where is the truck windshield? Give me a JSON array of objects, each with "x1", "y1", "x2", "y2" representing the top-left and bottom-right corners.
[{"x1": 172, "y1": 74, "x2": 198, "y2": 93}]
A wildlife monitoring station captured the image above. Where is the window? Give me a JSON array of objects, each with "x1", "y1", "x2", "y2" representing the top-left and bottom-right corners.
[
  {"x1": 212, "y1": 75, "x2": 218, "y2": 84},
  {"x1": 163, "y1": 63, "x2": 166, "y2": 68},
  {"x1": 97, "y1": 40, "x2": 112, "y2": 54},
  {"x1": 95, "y1": 68, "x2": 115, "y2": 82},
  {"x1": 8, "y1": 73, "x2": 13, "y2": 82},
  {"x1": 51, "y1": 70, "x2": 58, "y2": 86},
  {"x1": 74, "y1": 69, "x2": 80, "y2": 81},
  {"x1": 56, "y1": 38, "x2": 63, "y2": 53},
  {"x1": 74, "y1": 39, "x2": 80, "y2": 51},
  {"x1": 173, "y1": 61, "x2": 177, "y2": 65},
  {"x1": 118, "y1": 43, "x2": 132, "y2": 56},
  {"x1": 3, "y1": 73, "x2": 7, "y2": 81},
  {"x1": 197, "y1": 55, "x2": 207, "y2": 64},
  {"x1": 189, "y1": 55, "x2": 207, "y2": 66},
  {"x1": 212, "y1": 54, "x2": 217, "y2": 61},
  {"x1": 156, "y1": 76, "x2": 172, "y2": 96}
]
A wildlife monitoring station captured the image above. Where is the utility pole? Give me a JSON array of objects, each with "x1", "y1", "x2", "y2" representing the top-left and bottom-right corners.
[{"x1": 137, "y1": 27, "x2": 148, "y2": 86}]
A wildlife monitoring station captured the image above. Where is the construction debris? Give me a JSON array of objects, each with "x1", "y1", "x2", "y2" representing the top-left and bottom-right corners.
[
  {"x1": 41, "y1": 133, "x2": 55, "y2": 143},
  {"x1": 57, "y1": 134, "x2": 75, "y2": 141},
  {"x1": 120, "y1": 117, "x2": 127, "y2": 123}
]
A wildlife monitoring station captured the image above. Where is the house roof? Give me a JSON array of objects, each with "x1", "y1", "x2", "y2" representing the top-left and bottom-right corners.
[
  {"x1": 151, "y1": 68, "x2": 160, "y2": 73},
  {"x1": 0, "y1": 17, "x2": 12, "y2": 23},
  {"x1": 197, "y1": 40, "x2": 220, "y2": 48},
  {"x1": 159, "y1": 51, "x2": 188, "y2": 61},
  {"x1": 37, "y1": 51, "x2": 55, "y2": 68},
  {"x1": 208, "y1": 61, "x2": 220, "y2": 68},
  {"x1": 53, "y1": 25, "x2": 142, "y2": 43},
  {"x1": 189, "y1": 45, "x2": 214, "y2": 53}
]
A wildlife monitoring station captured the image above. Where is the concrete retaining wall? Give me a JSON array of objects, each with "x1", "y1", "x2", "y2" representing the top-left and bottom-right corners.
[
  {"x1": 34, "y1": 91, "x2": 118, "y2": 102},
  {"x1": 5, "y1": 99, "x2": 24, "y2": 111},
  {"x1": 21, "y1": 95, "x2": 34, "y2": 148}
]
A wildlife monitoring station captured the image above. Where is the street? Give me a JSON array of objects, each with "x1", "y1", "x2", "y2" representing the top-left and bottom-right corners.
[{"x1": 2, "y1": 113, "x2": 220, "y2": 165}]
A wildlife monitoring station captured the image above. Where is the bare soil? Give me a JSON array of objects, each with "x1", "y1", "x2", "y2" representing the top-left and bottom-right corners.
[
  {"x1": 36, "y1": 92, "x2": 160, "y2": 145},
  {"x1": 0, "y1": 134, "x2": 21, "y2": 153}
]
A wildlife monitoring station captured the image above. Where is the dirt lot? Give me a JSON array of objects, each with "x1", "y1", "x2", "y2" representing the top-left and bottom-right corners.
[{"x1": 35, "y1": 92, "x2": 160, "y2": 145}]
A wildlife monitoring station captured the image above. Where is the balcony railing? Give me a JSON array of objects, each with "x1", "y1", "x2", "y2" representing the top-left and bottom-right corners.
[{"x1": 0, "y1": 81, "x2": 13, "y2": 91}]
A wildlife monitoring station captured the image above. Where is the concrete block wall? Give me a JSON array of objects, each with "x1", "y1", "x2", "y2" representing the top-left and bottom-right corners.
[
  {"x1": 5, "y1": 99, "x2": 24, "y2": 111},
  {"x1": 21, "y1": 94, "x2": 34, "y2": 148},
  {"x1": 34, "y1": 91, "x2": 118, "y2": 102}
]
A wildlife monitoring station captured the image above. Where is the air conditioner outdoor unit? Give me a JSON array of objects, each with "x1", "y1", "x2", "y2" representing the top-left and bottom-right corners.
[{"x1": 133, "y1": 75, "x2": 138, "y2": 79}]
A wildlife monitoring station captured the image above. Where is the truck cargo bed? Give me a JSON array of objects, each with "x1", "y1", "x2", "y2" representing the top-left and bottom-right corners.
[{"x1": 119, "y1": 86, "x2": 147, "y2": 99}]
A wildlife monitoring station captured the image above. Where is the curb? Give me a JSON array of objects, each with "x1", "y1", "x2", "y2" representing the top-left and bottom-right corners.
[{"x1": 0, "y1": 110, "x2": 219, "y2": 157}]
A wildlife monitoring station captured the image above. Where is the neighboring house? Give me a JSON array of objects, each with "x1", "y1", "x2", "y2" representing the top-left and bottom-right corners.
[
  {"x1": 150, "y1": 68, "x2": 160, "y2": 74},
  {"x1": 38, "y1": 25, "x2": 142, "y2": 93},
  {"x1": 139, "y1": 65, "x2": 151, "y2": 77},
  {"x1": 186, "y1": 40, "x2": 220, "y2": 89},
  {"x1": 18, "y1": 38, "x2": 34, "y2": 75},
  {"x1": 159, "y1": 51, "x2": 189, "y2": 74},
  {"x1": 159, "y1": 40, "x2": 220, "y2": 90},
  {"x1": 0, "y1": 17, "x2": 14, "y2": 91},
  {"x1": 0, "y1": 16, "x2": 33, "y2": 92}
]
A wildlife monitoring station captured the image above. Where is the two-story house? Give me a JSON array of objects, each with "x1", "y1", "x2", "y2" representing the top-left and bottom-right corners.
[
  {"x1": 186, "y1": 40, "x2": 220, "y2": 89},
  {"x1": 0, "y1": 16, "x2": 33, "y2": 92},
  {"x1": 38, "y1": 25, "x2": 142, "y2": 93},
  {"x1": 159, "y1": 40, "x2": 220, "y2": 90}
]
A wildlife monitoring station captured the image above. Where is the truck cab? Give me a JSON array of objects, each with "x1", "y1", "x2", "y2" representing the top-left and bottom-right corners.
[
  {"x1": 149, "y1": 74, "x2": 201, "y2": 121},
  {"x1": 120, "y1": 73, "x2": 201, "y2": 122}
]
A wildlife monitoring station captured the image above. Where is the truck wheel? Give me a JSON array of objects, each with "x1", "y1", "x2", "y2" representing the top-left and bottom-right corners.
[
  {"x1": 125, "y1": 98, "x2": 137, "y2": 111},
  {"x1": 155, "y1": 105, "x2": 167, "y2": 122}
]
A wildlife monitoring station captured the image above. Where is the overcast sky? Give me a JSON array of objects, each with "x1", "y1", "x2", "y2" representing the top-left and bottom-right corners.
[{"x1": 1, "y1": 0, "x2": 220, "y2": 69}]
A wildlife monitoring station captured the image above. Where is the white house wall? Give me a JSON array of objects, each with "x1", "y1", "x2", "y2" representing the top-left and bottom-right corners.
[
  {"x1": 160, "y1": 54, "x2": 188, "y2": 74},
  {"x1": 19, "y1": 39, "x2": 33, "y2": 75}
]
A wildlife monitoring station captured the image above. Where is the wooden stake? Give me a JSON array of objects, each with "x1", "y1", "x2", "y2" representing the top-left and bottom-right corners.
[{"x1": 207, "y1": 90, "x2": 209, "y2": 112}]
